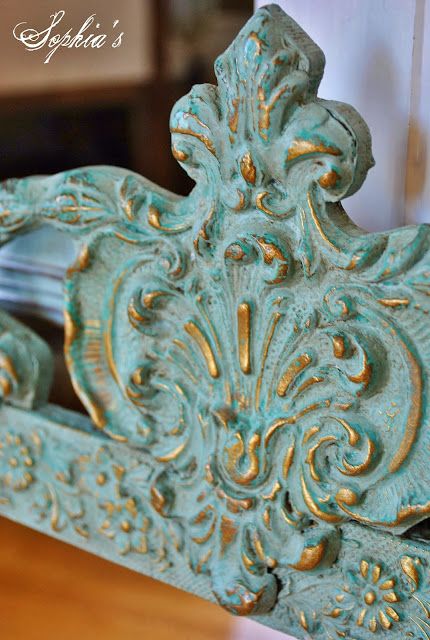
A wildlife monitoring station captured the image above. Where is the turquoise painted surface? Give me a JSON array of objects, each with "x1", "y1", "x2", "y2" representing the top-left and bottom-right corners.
[{"x1": 0, "y1": 5, "x2": 430, "y2": 638}]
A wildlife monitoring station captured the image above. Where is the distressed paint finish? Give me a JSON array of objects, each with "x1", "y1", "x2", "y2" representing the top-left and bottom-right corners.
[{"x1": 1, "y1": 5, "x2": 430, "y2": 638}]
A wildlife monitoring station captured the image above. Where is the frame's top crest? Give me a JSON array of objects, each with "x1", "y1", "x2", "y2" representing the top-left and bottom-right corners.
[{"x1": 171, "y1": 2, "x2": 373, "y2": 218}]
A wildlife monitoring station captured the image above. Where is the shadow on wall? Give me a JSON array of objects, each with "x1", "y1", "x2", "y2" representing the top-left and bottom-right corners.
[
  {"x1": 406, "y1": 117, "x2": 428, "y2": 218},
  {"x1": 356, "y1": 44, "x2": 408, "y2": 232}
]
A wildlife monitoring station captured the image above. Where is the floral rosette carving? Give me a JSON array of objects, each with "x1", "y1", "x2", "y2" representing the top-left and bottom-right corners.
[{"x1": 2, "y1": 4, "x2": 430, "y2": 619}]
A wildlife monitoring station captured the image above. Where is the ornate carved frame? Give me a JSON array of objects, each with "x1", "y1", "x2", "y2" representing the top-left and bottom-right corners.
[{"x1": 1, "y1": 5, "x2": 430, "y2": 638}]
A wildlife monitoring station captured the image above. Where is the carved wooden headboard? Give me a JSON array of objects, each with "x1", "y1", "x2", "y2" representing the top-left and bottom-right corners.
[{"x1": 1, "y1": 5, "x2": 429, "y2": 638}]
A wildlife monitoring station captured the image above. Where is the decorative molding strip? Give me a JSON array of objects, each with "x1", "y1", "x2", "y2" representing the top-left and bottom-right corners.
[{"x1": 1, "y1": 5, "x2": 430, "y2": 638}]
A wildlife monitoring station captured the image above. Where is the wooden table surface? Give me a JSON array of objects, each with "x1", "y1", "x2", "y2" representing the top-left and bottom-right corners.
[{"x1": 0, "y1": 516, "x2": 290, "y2": 640}]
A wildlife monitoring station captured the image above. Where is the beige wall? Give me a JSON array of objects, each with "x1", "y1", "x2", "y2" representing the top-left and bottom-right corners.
[{"x1": 0, "y1": 0, "x2": 153, "y2": 93}]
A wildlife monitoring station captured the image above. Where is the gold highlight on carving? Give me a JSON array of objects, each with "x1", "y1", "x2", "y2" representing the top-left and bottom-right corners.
[
  {"x1": 401, "y1": 556, "x2": 419, "y2": 590},
  {"x1": 255, "y1": 237, "x2": 288, "y2": 283},
  {"x1": 287, "y1": 139, "x2": 342, "y2": 161},
  {"x1": 170, "y1": 127, "x2": 217, "y2": 156},
  {"x1": 64, "y1": 309, "x2": 106, "y2": 429},
  {"x1": 389, "y1": 338, "x2": 422, "y2": 473},
  {"x1": 289, "y1": 540, "x2": 326, "y2": 571},
  {"x1": 255, "y1": 191, "x2": 289, "y2": 217},
  {"x1": 220, "y1": 515, "x2": 238, "y2": 553},
  {"x1": 171, "y1": 145, "x2": 188, "y2": 162},
  {"x1": 240, "y1": 152, "x2": 256, "y2": 184},
  {"x1": 191, "y1": 520, "x2": 216, "y2": 545},
  {"x1": 307, "y1": 192, "x2": 340, "y2": 252},
  {"x1": 229, "y1": 98, "x2": 239, "y2": 133},
  {"x1": 378, "y1": 298, "x2": 410, "y2": 308},
  {"x1": 283, "y1": 442, "x2": 295, "y2": 478},
  {"x1": 262, "y1": 481, "x2": 281, "y2": 501},
  {"x1": 383, "y1": 592, "x2": 399, "y2": 603},
  {"x1": 385, "y1": 607, "x2": 399, "y2": 622},
  {"x1": 299, "y1": 611, "x2": 308, "y2": 631},
  {"x1": 318, "y1": 170, "x2": 339, "y2": 189},
  {"x1": 306, "y1": 435, "x2": 336, "y2": 482},
  {"x1": 333, "y1": 335, "x2": 346, "y2": 358},
  {"x1": 156, "y1": 441, "x2": 187, "y2": 463},
  {"x1": 334, "y1": 417, "x2": 360, "y2": 446},
  {"x1": 226, "y1": 433, "x2": 260, "y2": 485},
  {"x1": 348, "y1": 349, "x2": 372, "y2": 391},
  {"x1": 336, "y1": 488, "x2": 358, "y2": 506},
  {"x1": 255, "y1": 311, "x2": 281, "y2": 409},
  {"x1": 184, "y1": 322, "x2": 219, "y2": 378},
  {"x1": 301, "y1": 474, "x2": 343, "y2": 523},
  {"x1": 295, "y1": 375, "x2": 323, "y2": 396},
  {"x1": 339, "y1": 437, "x2": 375, "y2": 476},
  {"x1": 237, "y1": 302, "x2": 251, "y2": 374},
  {"x1": 66, "y1": 243, "x2": 90, "y2": 276},
  {"x1": 277, "y1": 353, "x2": 312, "y2": 396},
  {"x1": 234, "y1": 189, "x2": 246, "y2": 211},
  {"x1": 360, "y1": 560, "x2": 369, "y2": 578}
]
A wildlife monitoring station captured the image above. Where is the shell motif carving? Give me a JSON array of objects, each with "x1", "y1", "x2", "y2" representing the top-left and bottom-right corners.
[{"x1": 2, "y1": 5, "x2": 430, "y2": 618}]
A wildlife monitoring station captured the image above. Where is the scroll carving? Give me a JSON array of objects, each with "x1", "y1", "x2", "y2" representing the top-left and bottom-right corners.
[
  {"x1": 1, "y1": 4, "x2": 430, "y2": 635},
  {"x1": 0, "y1": 310, "x2": 52, "y2": 408}
]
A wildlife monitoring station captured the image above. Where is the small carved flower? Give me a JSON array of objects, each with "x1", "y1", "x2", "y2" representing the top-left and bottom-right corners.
[
  {"x1": 0, "y1": 432, "x2": 38, "y2": 490},
  {"x1": 99, "y1": 496, "x2": 149, "y2": 555},
  {"x1": 80, "y1": 447, "x2": 124, "y2": 501},
  {"x1": 334, "y1": 560, "x2": 401, "y2": 633}
]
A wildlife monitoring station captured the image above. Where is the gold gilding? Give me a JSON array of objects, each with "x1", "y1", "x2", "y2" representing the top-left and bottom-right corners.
[
  {"x1": 301, "y1": 474, "x2": 343, "y2": 523},
  {"x1": 277, "y1": 353, "x2": 312, "y2": 397},
  {"x1": 255, "y1": 191, "x2": 282, "y2": 217},
  {"x1": 255, "y1": 311, "x2": 281, "y2": 409},
  {"x1": 389, "y1": 338, "x2": 422, "y2": 473},
  {"x1": 287, "y1": 139, "x2": 342, "y2": 161},
  {"x1": 156, "y1": 441, "x2": 187, "y2": 463},
  {"x1": 303, "y1": 425, "x2": 320, "y2": 444},
  {"x1": 400, "y1": 556, "x2": 419, "y2": 590},
  {"x1": 307, "y1": 192, "x2": 340, "y2": 253},
  {"x1": 255, "y1": 237, "x2": 288, "y2": 283},
  {"x1": 150, "y1": 486, "x2": 166, "y2": 515},
  {"x1": 226, "y1": 433, "x2": 260, "y2": 485},
  {"x1": 334, "y1": 417, "x2": 360, "y2": 446},
  {"x1": 385, "y1": 606, "x2": 399, "y2": 622},
  {"x1": 282, "y1": 443, "x2": 295, "y2": 478},
  {"x1": 318, "y1": 170, "x2": 339, "y2": 189},
  {"x1": 66, "y1": 244, "x2": 90, "y2": 277},
  {"x1": 229, "y1": 98, "x2": 239, "y2": 133},
  {"x1": 171, "y1": 145, "x2": 188, "y2": 162},
  {"x1": 237, "y1": 302, "x2": 251, "y2": 374},
  {"x1": 306, "y1": 435, "x2": 336, "y2": 482},
  {"x1": 220, "y1": 515, "x2": 238, "y2": 553},
  {"x1": 64, "y1": 309, "x2": 106, "y2": 429},
  {"x1": 348, "y1": 350, "x2": 372, "y2": 391},
  {"x1": 333, "y1": 335, "x2": 346, "y2": 358},
  {"x1": 336, "y1": 488, "x2": 358, "y2": 506},
  {"x1": 170, "y1": 127, "x2": 217, "y2": 156},
  {"x1": 378, "y1": 298, "x2": 410, "y2": 308},
  {"x1": 289, "y1": 539, "x2": 326, "y2": 571},
  {"x1": 240, "y1": 152, "x2": 256, "y2": 184},
  {"x1": 339, "y1": 437, "x2": 375, "y2": 476},
  {"x1": 184, "y1": 322, "x2": 219, "y2": 378}
]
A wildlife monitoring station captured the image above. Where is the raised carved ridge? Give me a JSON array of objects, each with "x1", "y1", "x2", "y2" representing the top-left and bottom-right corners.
[{"x1": 1, "y1": 4, "x2": 430, "y2": 636}]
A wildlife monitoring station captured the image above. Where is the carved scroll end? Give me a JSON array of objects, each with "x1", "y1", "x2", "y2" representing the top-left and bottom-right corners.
[{"x1": 0, "y1": 310, "x2": 53, "y2": 409}]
